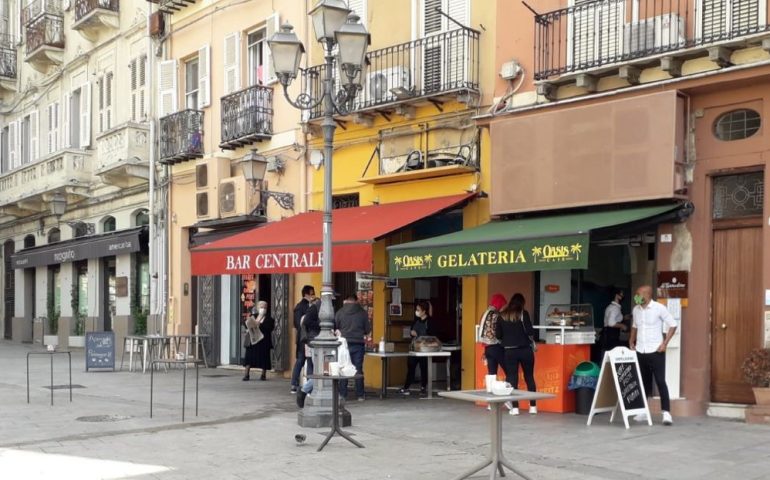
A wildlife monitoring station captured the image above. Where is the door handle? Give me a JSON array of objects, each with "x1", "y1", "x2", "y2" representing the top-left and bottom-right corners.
[{"x1": 720, "y1": 323, "x2": 727, "y2": 330}]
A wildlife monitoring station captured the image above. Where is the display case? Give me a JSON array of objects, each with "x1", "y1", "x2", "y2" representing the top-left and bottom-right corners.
[{"x1": 534, "y1": 304, "x2": 596, "y2": 345}]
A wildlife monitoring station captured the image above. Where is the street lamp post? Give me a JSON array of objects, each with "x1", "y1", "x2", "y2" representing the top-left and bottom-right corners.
[{"x1": 269, "y1": 0, "x2": 369, "y2": 427}]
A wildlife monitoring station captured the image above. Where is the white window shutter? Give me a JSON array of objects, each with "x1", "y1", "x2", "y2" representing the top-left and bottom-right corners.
[
  {"x1": 197, "y1": 44, "x2": 211, "y2": 108},
  {"x1": 139, "y1": 55, "x2": 147, "y2": 119},
  {"x1": 29, "y1": 110, "x2": 38, "y2": 162},
  {"x1": 423, "y1": 0, "x2": 442, "y2": 35},
  {"x1": 80, "y1": 82, "x2": 91, "y2": 148},
  {"x1": 223, "y1": 32, "x2": 241, "y2": 94},
  {"x1": 98, "y1": 76, "x2": 105, "y2": 132},
  {"x1": 8, "y1": 121, "x2": 16, "y2": 169},
  {"x1": 264, "y1": 14, "x2": 280, "y2": 85},
  {"x1": 105, "y1": 72, "x2": 113, "y2": 130},
  {"x1": 48, "y1": 103, "x2": 56, "y2": 154},
  {"x1": 446, "y1": 0, "x2": 469, "y2": 28},
  {"x1": 61, "y1": 94, "x2": 70, "y2": 148},
  {"x1": 158, "y1": 59, "x2": 177, "y2": 117},
  {"x1": 346, "y1": 0, "x2": 367, "y2": 25}
]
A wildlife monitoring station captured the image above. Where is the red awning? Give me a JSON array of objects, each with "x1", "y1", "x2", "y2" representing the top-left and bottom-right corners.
[{"x1": 190, "y1": 193, "x2": 474, "y2": 276}]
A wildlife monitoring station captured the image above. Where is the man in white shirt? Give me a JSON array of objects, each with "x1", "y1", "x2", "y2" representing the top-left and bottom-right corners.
[
  {"x1": 629, "y1": 285, "x2": 678, "y2": 426},
  {"x1": 603, "y1": 288, "x2": 627, "y2": 351}
]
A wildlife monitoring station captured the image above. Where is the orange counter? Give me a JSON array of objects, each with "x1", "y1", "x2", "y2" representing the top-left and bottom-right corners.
[{"x1": 475, "y1": 343, "x2": 590, "y2": 413}]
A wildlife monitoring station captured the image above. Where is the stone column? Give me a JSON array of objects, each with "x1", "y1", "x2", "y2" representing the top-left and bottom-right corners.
[
  {"x1": 34, "y1": 266, "x2": 48, "y2": 345},
  {"x1": 58, "y1": 263, "x2": 74, "y2": 349},
  {"x1": 87, "y1": 258, "x2": 101, "y2": 333},
  {"x1": 112, "y1": 253, "x2": 134, "y2": 359},
  {"x1": 12, "y1": 265, "x2": 31, "y2": 343}
]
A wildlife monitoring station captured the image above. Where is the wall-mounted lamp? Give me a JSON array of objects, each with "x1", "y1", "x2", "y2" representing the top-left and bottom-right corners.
[
  {"x1": 239, "y1": 149, "x2": 295, "y2": 210},
  {"x1": 50, "y1": 192, "x2": 67, "y2": 219}
]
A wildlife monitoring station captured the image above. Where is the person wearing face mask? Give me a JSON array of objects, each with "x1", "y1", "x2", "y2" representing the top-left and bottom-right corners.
[
  {"x1": 242, "y1": 300, "x2": 275, "y2": 381},
  {"x1": 629, "y1": 285, "x2": 678, "y2": 426},
  {"x1": 602, "y1": 288, "x2": 628, "y2": 352},
  {"x1": 399, "y1": 300, "x2": 434, "y2": 396}
]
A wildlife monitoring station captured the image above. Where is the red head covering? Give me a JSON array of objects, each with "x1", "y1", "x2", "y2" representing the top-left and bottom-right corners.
[{"x1": 489, "y1": 293, "x2": 507, "y2": 312}]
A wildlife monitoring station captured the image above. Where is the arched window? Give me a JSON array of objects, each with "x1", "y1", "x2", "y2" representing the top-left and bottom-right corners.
[
  {"x1": 23, "y1": 235, "x2": 35, "y2": 248},
  {"x1": 103, "y1": 216, "x2": 116, "y2": 233},
  {"x1": 135, "y1": 209, "x2": 150, "y2": 226},
  {"x1": 714, "y1": 109, "x2": 761, "y2": 141},
  {"x1": 48, "y1": 228, "x2": 61, "y2": 243}
]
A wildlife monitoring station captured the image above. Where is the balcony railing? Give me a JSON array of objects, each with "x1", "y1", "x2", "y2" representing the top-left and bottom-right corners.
[
  {"x1": 534, "y1": 0, "x2": 770, "y2": 81},
  {"x1": 304, "y1": 27, "x2": 480, "y2": 120},
  {"x1": 25, "y1": 15, "x2": 64, "y2": 55},
  {"x1": 21, "y1": 0, "x2": 62, "y2": 26},
  {"x1": 0, "y1": 35, "x2": 16, "y2": 79},
  {"x1": 75, "y1": 0, "x2": 119, "y2": 22},
  {"x1": 220, "y1": 85, "x2": 273, "y2": 150},
  {"x1": 147, "y1": 0, "x2": 196, "y2": 15},
  {"x1": 159, "y1": 109, "x2": 204, "y2": 164}
]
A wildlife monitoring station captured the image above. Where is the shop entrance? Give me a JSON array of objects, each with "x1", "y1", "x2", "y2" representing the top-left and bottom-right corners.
[
  {"x1": 3, "y1": 240, "x2": 14, "y2": 339},
  {"x1": 102, "y1": 257, "x2": 116, "y2": 332}
]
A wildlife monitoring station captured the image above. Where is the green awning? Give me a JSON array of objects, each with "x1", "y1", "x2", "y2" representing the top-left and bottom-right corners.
[{"x1": 387, "y1": 205, "x2": 679, "y2": 278}]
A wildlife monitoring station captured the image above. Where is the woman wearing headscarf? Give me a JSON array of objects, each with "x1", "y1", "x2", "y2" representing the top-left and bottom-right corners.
[
  {"x1": 242, "y1": 300, "x2": 275, "y2": 381},
  {"x1": 496, "y1": 293, "x2": 537, "y2": 415}
]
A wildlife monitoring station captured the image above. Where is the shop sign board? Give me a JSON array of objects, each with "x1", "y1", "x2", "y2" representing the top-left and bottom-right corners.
[
  {"x1": 656, "y1": 271, "x2": 688, "y2": 298},
  {"x1": 587, "y1": 347, "x2": 650, "y2": 429},
  {"x1": 12, "y1": 229, "x2": 143, "y2": 269},
  {"x1": 85, "y1": 331, "x2": 115, "y2": 372},
  {"x1": 388, "y1": 234, "x2": 589, "y2": 278}
]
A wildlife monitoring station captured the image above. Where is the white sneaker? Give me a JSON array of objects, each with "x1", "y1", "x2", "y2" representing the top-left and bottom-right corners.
[
  {"x1": 508, "y1": 407, "x2": 520, "y2": 416},
  {"x1": 662, "y1": 411, "x2": 673, "y2": 426},
  {"x1": 504, "y1": 401, "x2": 514, "y2": 411},
  {"x1": 634, "y1": 412, "x2": 649, "y2": 423},
  {"x1": 529, "y1": 406, "x2": 538, "y2": 415},
  {"x1": 486, "y1": 404, "x2": 491, "y2": 411}
]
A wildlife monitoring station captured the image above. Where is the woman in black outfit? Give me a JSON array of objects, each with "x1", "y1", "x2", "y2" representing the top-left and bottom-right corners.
[
  {"x1": 399, "y1": 300, "x2": 433, "y2": 396},
  {"x1": 496, "y1": 293, "x2": 537, "y2": 415},
  {"x1": 242, "y1": 301, "x2": 275, "y2": 381}
]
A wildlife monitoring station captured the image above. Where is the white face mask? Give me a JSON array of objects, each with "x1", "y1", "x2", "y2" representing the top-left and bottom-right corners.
[{"x1": 258, "y1": 308, "x2": 267, "y2": 315}]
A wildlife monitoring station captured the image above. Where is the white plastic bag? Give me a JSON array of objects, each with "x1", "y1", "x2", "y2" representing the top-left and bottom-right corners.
[{"x1": 337, "y1": 337, "x2": 352, "y2": 368}]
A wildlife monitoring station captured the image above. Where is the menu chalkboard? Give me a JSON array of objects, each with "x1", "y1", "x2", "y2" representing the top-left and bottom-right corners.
[
  {"x1": 615, "y1": 361, "x2": 645, "y2": 411},
  {"x1": 86, "y1": 331, "x2": 115, "y2": 371}
]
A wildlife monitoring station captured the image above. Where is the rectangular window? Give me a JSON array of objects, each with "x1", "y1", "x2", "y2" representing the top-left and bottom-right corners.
[
  {"x1": 20, "y1": 115, "x2": 30, "y2": 165},
  {"x1": 130, "y1": 55, "x2": 147, "y2": 121},
  {"x1": 99, "y1": 71, "x2": 113, "y2": 132},
  {"x1": 185, "y1": 57, "x2": 199, "y2": 110},
  {"x1": 70, "y1": 88, "x2": 81, "y2": 148},
  {"x1": 247, "y1": 29, "x2": 266, "y2": 86},
  {"x1": 48, "y1": 102, "x2": 59, "y2": 154},
  {"x1": 1, "y1": 125, "x2": 8, "y2": 173}
]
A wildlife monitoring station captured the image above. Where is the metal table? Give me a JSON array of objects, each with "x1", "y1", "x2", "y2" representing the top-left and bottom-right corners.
[
  {"x1": 409, "y1": 351, "x2": 450, "y2": 399},
  {"x1": 307, "y1": 374, "x2": 365, "y2": 452},
  {"x1": 365, "y1": 352, "x2": 409, "y2": 399},
  {"x1": 150, "y1": 359, "x2": 201, "y2": 422},
  {"x1": 121, "y1": 335, "x2": 146, "y2": 372},
  {"x1": 26, "y1": 350, "x2": 72, "y2": 406},
  {"x1": 439, "y1": 389, "x2": 555, "y2": 480},
  {"x1": 167, "y1": 334, "x2": 210, "y2": 368}
]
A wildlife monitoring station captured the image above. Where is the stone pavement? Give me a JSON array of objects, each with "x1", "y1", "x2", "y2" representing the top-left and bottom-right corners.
[{"x1": 1, "y1": 340, "x2": 770, "y2": 480}]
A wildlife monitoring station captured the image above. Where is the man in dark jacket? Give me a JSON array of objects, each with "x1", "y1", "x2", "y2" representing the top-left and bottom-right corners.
[
  {"x1": 335, "y1": 295, "x2": 372, "y2": 401},
  {"x1": 290, "y1": 285, "x2": 316, "y2": 393}
]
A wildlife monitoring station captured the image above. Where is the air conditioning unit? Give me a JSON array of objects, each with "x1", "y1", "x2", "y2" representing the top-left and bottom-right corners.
[
  {"x1": 623, "y1": 14, "x2": 685, "y2": 56},
  {"x1": 218, "y1": 176, "x2": 249, "y2": 218},
  {"x1": 196, "y1": 192, "x2": 209, "y2": 218},
  {"x1": 367, "y1": 66, "x2": 411, "y2": 103}
]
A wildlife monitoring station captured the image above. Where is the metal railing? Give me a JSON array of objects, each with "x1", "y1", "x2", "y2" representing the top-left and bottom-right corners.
[
  {"x1": 219, "y1": 84, "x2": 273, "y2": 149},
  {"x1": 534, "y1": 0, "x2": 770, "y2": 80},
  {"x1": 21, "y1": 0, "x2": 62, "y2": 27},
  {"x1": 147, "y1": 0, "x2": 196, "y2": 15},
  {"x1": 75, "y1": 0, "x2": 119, "y2": 22},
  {"x1": 0, "y1": 44, "x2": 16, "y2": 79},
  {"x1": 159, "y1": 109, "x2": 204, "y2": 164},
  {"x1": 25, "y1": 15, "x2": 64, "y2": 55},
  {"x1": 304, "y1": 27, "x2": 480, "y2": 119}
]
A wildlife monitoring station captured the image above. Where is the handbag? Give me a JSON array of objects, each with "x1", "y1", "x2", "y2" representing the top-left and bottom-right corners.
[{"x1": 519, "y1": 315, "x2": 537, "y2": 353}]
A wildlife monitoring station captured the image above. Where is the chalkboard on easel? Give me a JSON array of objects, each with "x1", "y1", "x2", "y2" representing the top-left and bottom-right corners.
[
  {"x1": 587, "y1": 347, "x2": 650, "y2": 429},
  {"x1": 86, "y1": 331, "x2": 115, "y2": 371}
]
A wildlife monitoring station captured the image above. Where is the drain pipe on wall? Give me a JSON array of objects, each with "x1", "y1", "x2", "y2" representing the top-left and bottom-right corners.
[{"x1": 146, "y1": 1, "x2": 159, "y2": 335}]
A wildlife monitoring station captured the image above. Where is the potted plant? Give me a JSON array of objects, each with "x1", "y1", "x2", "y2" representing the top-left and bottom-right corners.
[
  {"x1": 68, "y1": 282, "x2": 86, "y2": 348},
  {"x1": 741, "y1": 348, "x2": 770, "y2": 405},
  {"x1": 44, "y1": 294, "x2": 59, "y2": 347}
]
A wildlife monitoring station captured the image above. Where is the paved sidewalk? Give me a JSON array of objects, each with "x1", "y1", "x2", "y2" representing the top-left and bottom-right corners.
[{"x1": 1, "y1": 340, "x2": 770, "y2": 480}]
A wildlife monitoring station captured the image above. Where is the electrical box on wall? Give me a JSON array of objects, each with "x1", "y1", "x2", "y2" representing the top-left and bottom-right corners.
[{"x1": 499, "y1": 60, "x2": 522, "y2": 80}]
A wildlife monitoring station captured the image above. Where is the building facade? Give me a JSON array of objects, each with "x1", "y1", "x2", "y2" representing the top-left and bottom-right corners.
[{"x1": 0, "y1": 0, "x2": 156, "y2": 352}]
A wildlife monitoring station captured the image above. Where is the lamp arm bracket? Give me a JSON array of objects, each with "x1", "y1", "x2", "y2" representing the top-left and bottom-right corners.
[{"x1": 281, "y1": 81, "x2": 326, "y2": 111}]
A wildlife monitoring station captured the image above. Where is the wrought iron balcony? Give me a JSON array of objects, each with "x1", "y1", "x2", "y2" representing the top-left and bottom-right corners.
[
  {"x1": 159, "y1": 109, "x2": 204, "y2": 165},
  {"x1": 147, "y1": 0, "x2": 196, "y2": 15},
  {"x1": 534, "y1": 0, "x2": 770, "y2": 81},
  {"x1": 73, "y1": 0, "x2": 119, "y2": 38},
  {"x1": 21, "y1": 0, "x2": 62, "y2": 27},
  {"x1": 0, "y1": 35, "x2": 17, "y2": 81},
  {"x1": 25, "y1": 14, "x2": 64, "y2": 64},
  {"x1": 304, "y1": 27, "x2": 480, "y2": 120},
  {"x1": 219, "y1": 85, "x2": 273, "y2": 150}
]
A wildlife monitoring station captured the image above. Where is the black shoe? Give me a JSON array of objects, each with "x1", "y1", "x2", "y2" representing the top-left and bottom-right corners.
[
  {"x1": 260, "y1": 373, "x2": 267, "y2": 381},
  {"x1": 398, "y1": 388, "x2": 411, "y2": 396},
  {"x1": 242, "y1": 375, "x2": 249, "y2": 381},
  {"x1": 420, "y1": 387, "x2": 428, "y2": 396},
  {"x1": 296, "y1": 390, "x2": 307, "y2": 408},
  {"x1": 290, "y1": 386, "x2": 298, "y2": 394}
]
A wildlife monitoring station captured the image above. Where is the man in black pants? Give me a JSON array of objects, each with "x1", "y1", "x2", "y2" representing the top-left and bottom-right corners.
[
  {"x1": 629, "y1": 285, "x2": 678, "y2": 426},
  {"x1": 290, "y1": 285, "x2": 315, "y2": 393}
]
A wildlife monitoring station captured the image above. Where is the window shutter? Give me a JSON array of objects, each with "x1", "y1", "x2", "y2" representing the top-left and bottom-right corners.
[
  {"x1": 423, "y1": 0, "x2": 442, "y2": 35},
  {"x1": 98, "y1": 75, "x2": 105, "y2": 132},
  {"x1": 130, "y1": 59, "x2": 137, "y2": 121},
  {"x1": 61, "y1": 93, "x2": 70, "y2": 148},
  {"x1": 8, "y1": 120, "x2": 16, "y2": 169},
  {"x1": 264, "y1": 14, "x2": 280, "y2": 84},
  {"x1": 158, "y1": 59, "x2": 177, "y2": 117},
  {"x1": 197, "y1": 44, "x2": 211, "y2": 108},
  {"x1": 80, "y1": 82, "x2": 91, "y2": 148},
  {"x1": 47, "y1": 103, "x2": 55, "y2": 154},
  {"x1": 105, "y1": 71, "x2": 113, "y2": 130},
  {"x1": 139, "y1": 55, "x2": 147, "y2": 118},
  {"x1": 29, "y1": 110, "x2": 38, "y2": 162},
  {"x1": 346, "y1": 0, "x2": 367, "y2": 25},
  {"x1": 446, "y1": 0, "x2": 468, "y2": 28},
  {"x1": 223, "y1": 32, "x2": 241, "y2": 94}
]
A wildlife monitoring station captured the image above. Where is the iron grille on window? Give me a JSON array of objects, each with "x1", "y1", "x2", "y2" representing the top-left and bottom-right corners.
[
  {"x1": 159, "y1": 109, "x2": 204, "y2": 164},
  {"x1": 713, "y1": 109, "x2": 761, "y2": 141},
  {"x1": 219, "y1": 85, "x2": 273, "y2": 149},
  {"x1": 25, "y1": 14, "x2": 64, "y2": 54},
  {"x1": 712, "y1": 172, "x2": 764, "y2": 219}
]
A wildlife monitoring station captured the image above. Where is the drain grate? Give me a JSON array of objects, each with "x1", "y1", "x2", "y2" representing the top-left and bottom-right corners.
[
  {"x1": 42, "y1": 384, "x2": 86, "y2": 390},
  {"x1": 76, "y1": 414, "x2": 133, "y2": 423}
]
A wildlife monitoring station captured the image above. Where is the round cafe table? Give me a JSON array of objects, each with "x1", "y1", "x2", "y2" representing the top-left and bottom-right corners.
[{"x1": 307, "y1": 373, "x2": 365, "y2": 452}]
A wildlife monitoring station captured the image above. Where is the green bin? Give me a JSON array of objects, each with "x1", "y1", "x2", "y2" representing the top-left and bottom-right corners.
[{"x1": 573, "y1": 361, "x2": 600, "y2": 377}]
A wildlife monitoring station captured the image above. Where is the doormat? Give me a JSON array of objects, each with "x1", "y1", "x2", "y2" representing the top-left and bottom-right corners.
[{"x1": 42, "y1": 384, "x2": 86, "y2": 390}]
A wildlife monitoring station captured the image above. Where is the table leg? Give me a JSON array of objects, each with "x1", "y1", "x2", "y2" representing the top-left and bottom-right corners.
[
  {"x1": 317, "y1": 381, "x2": 339, "y2": 452},
  {"x1": 199, "y1": 337, "x2": 209, "y2": 368},
  {"x1": 420, "y1": 357, "x2": 437, "y2": 400},
  {"x1": 50, "y1": 355, "x2": 54, "y2": 406},
  {"x1": 182, "y1": 364, "x2": 187, "y2": 423},
  {"x1": 26, "y1": 354, "x2": 30, "y2": 404},
  {"x1": 142, "y1": 340, "x2": 149, "y2": 374},
  {"x1": 380, "y1": 357, "x2": 387, "y2": 399},
  {"x1": 195, "y1": 362, "x2": 199, "y2": 417},
  {"x1": 447, "y1": 355, "x2": 451, "y2": 391},
  {"x1": 494, "y1": 402, "x2": 533, "y2": 480},
  {"x1": 150, "y1": 362, "x2": 154, "y2": 418},
  {"x1": 68, "y1": 353, "x2": 72, "y2": 402}
]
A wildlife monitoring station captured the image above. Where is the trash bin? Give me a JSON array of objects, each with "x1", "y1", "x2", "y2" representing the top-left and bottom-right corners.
[{"x1": 569, "y1": 361, "x2": 600, "y2": 415}]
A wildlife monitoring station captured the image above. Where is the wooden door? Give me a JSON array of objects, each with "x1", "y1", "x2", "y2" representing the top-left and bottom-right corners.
[{"x1": 711, "y1": 223, "x2": 763, "y2": 404}]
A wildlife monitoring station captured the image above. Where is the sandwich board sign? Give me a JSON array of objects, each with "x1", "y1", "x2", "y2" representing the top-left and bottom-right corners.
[
  {"x1": 85, "y1": 331, "x2": 115, "y2": 371},
  {"x1": 587, "y1": 347, "x2": 651, "y2": 429}
]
